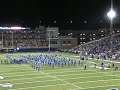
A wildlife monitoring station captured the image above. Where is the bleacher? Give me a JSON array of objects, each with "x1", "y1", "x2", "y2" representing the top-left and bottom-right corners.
[{"x1": 69, "y1": 33, "x2": 120, "y2": 55}]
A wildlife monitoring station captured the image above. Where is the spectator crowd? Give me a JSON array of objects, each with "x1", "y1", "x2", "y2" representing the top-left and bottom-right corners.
[{"x1": 69, "y1": 33, "x2": 120, "y2": 57}]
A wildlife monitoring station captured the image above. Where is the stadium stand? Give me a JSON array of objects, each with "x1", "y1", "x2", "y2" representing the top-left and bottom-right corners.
[{"x1": 69, "y1": 33, "x2": 120, "y2": 56}]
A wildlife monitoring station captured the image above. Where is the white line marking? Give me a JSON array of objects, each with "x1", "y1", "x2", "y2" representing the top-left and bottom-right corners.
[
  {"x1": 8, "y1": 78, "x2": 120, "y2": 90},
  {"x1": 9, "y1": 83, "x2": 69, "y2": 90},
  {"x1": 0, "y1": 67, "x2": 93, "y2": 75},
  {"x1": 53, "y1": 72, "x2": 101, "y2": 77},
  {"x1": 11, "y1": 75, "x2": 115, "y2": 85},
  {"x1": 0, "y1": 69, "x2": 100, "y2": 78},
  {"x1": 2, "y1": 72, "x2": 105, "y2": 81},
  {"x1": 5, "y1": 73, "x2": 46, "y2": 78},
  {"x1": 72, "y1": 83, "x2": 120, "y2": 90},
  {"x1": 64, "y1": 75, "x2": 111, "y2": 80},
  {"x1": 1, "y1": 70, "x2": 95, "y2": 78},
  {"x1": 74, "y1": 78, "x2": 120, "y2": 84},
  {"x1": 82, "y1": 84, "x2": 120, "y2": 90},
  {"x1": 2, "y1": 76, "x2": 52, "y2": 81},
  {"x1": 73, "y1": 56, "x2": 80, "y2": 57},
  {"x1": 14, "y1": 79, "x2": 57, "y2": 84},
  {"x1": 0, "y1": 68, "x2": 109, "y2": 78},
  {"x1": 40, "y1": 71, "x2": 83, "y2": 90},
  {"x1": 2, "y1": 71, "x2": 119, "y2": 82},
  {"x1": 46, "y1": 69, "x2": 93, "y2": 74},
  {"x1": 0, "y1": 70, "x2": 37, "y2": 75},
  {"x1": 0, "y1": 69, "x2": 32, "y2": 73},
  {"x1": 0, "y1": 65, "x2": 28, "y2": 69},
  {"x1": 42, "y1": 66, "x2": 89, "y2": 72}
]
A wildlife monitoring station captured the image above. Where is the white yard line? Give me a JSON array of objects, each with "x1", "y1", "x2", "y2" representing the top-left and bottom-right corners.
[
  {"x1": 2, "y1": 71, "x2": 119, "y2": 81},
  {"x1": 52, "y1": 70, "x2": 114, "y2": 77},
  {"x1": 0, "y1": 67, "x2": 30, "y2": 70},
  {"x1": 44, "y1": 66, "x2": 94, "y2": 73},
  {"x1": 0, "y1": 69, "x2": 99, "y2": 77},
  {"x1": 2, "y1": 72, "x2": 104, "y2": 81},
  {"x1": 40, "y1": 71, "x2": 83, "y2": 90},
  {"x1": 46, "y1": 69, "x2": 93, "y2": 74},
  {"x1": 0, "y1": 70, "x2": 37, "y2": 75},
  {"x1": 53, "y1": 72, "x2": 102, "y2": 77},
  {"x1": 14, "y1": 79, "x2": 57, "y2": 84},
  {"x1": 0, "y1": 74, "x2": 108, "y2": 82},
  {"x1": 1, "y1": 65, "x2": 120, "y2": 78},
  {"x1": 74, "y1": 78, "x2": 120, "y2": 84},
  {"x1": 5, "y1": 73, "x2": 46, "y2": 78},
  {"x1": 10, "y1": 75, "x2": 109, "y2": 85},
  {"x1": 1, "y1": 64, "x2": 120, "y2": 75},
  {"x1": 8, "y1": 78, "x2": 120, "y2": 90},
  {"x1": 0, "y1": 70, "x2": 95, "y2": 78},
  {"x1": 1, "y1": 76, "x2": 51, "y2": 81},
  {"x1": 0, "y1": 69, "x2": 33, "y2": 73},
  {"x1": 0, "y1": 65, "x2": 93, "y2": 74},
  {"x1": 64, "y1": 75, "x2": 111, "y2": 80},
  {"x1": 0, "y1": 65, "x2": 28, "y2": 69},
  {"x1": 5, "y1": 72, "x2": 90, "y2": 78},
  {"x1": 12, "y1": 75, "x2": 113, "y2": 85},
  {"x1": 81, "y1": 84, "x2": 120, "y2": 90},
  {"x1": 73, "y1": 56, "x2": 80, "y2": 57},
  {"x1": 9, "y1": 83, "x2": 69, "y2": 90},
  {"x1": 4, "y1": 68, "x2": 120, "y2": 77},
  {"x1": 70, "y1": 83, "x2": 120, "y2": 90}
]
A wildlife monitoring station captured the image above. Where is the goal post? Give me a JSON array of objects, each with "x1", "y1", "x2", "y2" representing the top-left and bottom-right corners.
[
  {"x1": 0, "y1": 27, "x2": 30, "y2": 52},
  {"x1": 2, "y1": 31, "x2": 14, "y2": 49}
]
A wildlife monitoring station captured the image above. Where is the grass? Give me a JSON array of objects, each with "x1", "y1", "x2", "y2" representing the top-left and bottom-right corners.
[{"x1": 0, "y1": 52, "x2": 120, "y2": 90}]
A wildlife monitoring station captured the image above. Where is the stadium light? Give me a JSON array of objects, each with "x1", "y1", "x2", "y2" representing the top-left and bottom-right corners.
[
  {"x1": 17, "y1": 48, "x2": 19, "y2": 50},
  {"x1": 49, "y1": 33, "x2": 50, "y2": 52},
  {"x1": 0, "y1": 27, "x2": 30, "y2": 30},
  {"x1": 107, "y1": 9, "x2": 116, "y2": 19},
  {"x1": 107, "y1": 0, "x2": 116, "y2": 58},
  {"x1": 54, "y1": 21, "x2": 56, "y2": 23}
]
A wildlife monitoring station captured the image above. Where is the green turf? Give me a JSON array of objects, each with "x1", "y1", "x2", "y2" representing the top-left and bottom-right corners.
[{"x1": 0, "y1": 52, "x2": 120, "y2": 90}]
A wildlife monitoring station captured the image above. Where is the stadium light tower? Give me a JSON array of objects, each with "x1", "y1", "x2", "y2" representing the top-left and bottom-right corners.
[
  {"x1": 47, "y1": 29, "x2": 51, "y2": 52},
  {"x1": 48, "y1": 31, "x2": 50, "y2": 52},
  {"x1": 107, "y1": 0, "x2": 116, "y2": 56}
]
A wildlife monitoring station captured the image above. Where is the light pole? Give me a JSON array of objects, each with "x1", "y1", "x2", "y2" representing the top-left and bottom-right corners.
[
  {"x1": 48, "y1": 31, "x2": 50, "y2": 52},
  {"x1": 107, "y1": 0, "x2": 116, "y2": 57}
]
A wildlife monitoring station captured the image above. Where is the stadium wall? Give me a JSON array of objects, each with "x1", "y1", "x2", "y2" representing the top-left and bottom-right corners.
[
  {"x1": 17, "y1": 47, "x2": 57, "y2": 52},
  {"x1": 1, "y1": 47, "x2": 57, "y2": 53}
]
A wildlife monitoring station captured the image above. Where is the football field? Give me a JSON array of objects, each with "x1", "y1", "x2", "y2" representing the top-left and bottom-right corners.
[{"x1": 0, "y1": 52, "x2": 120, "y2": 90}]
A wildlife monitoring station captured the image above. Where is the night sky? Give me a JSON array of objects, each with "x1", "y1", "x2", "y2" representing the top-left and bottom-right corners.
[{"x1": 0, "y1": 0, "x2": 120, "y2": 30}]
